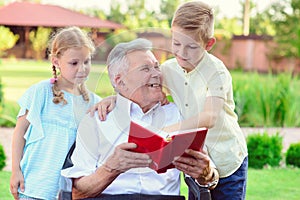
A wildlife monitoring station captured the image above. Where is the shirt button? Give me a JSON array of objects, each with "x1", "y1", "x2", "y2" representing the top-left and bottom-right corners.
[
  {"x1": 185, "y1": 82, "x2": 188, "y2": 85},
  {"x1": 185, "y1": 104, "x2": 188, "y2": 107}
]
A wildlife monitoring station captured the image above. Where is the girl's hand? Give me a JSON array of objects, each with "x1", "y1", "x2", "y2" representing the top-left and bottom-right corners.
[
  {"x1": 10, "y1": 169, "x2": 25, "y2": 200},
  {"x1": 88, "y1": 95, "x2": 117, "y2": 121}
]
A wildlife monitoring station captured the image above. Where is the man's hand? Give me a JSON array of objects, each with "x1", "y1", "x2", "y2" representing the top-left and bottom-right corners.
[
  {"x1": 172, "y1": 149, "x2": 219, "y2": 187},
  {"x1": 103, "y1": 143, "x2": 152, "y2": 173},
  {"x1": 88, "y1": 95, "x2": 117, "y2": 121}
]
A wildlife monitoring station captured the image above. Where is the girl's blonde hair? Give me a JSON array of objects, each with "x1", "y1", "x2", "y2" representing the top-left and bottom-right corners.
[
  {"x1": 48, "y1": 26, "x2": 95, "y2": 105},
  {"x1": 172, "y1": 1, "x2": 214, "y2": 45}
]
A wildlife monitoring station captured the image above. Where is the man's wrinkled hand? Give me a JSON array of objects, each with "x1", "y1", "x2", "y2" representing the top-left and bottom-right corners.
[{"x1": 104, "y1": 143, "x2": 152, "y2": 173}]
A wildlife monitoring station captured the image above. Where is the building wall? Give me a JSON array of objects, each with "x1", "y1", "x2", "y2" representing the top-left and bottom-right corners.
[
  {"x1": 4, "y1": 31, "x2": 300, "y2": 74},
  {"x1": 211, "y1": 36, "x2": 300, "y2": 74}
]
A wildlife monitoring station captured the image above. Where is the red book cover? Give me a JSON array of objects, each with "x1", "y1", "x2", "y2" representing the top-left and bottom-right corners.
[{"x1": 128, "y1": 121, "x2": 208, "y2": 173}]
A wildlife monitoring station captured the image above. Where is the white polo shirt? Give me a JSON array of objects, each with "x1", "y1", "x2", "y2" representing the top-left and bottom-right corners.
[{"x1": 161, "y1": 52, "x2": 248, "y2": 177}]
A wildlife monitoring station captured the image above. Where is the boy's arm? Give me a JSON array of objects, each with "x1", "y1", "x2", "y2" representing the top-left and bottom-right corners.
[
  {"x1": 88, "y1": 95, "x2": 117, "y2": 120},
  {"x1": 163, "y1": 96, "x2": 224, "y2": 132},
  {"x1": 10, "y1": 112, "x2": 30, "y2": 199},
  {"x1": 89, "y1": 92, "x2": 169, "y2": 121}
]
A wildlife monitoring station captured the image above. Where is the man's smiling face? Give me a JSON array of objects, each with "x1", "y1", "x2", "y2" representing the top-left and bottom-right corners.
[{"x1": 117, "y1": 50, "x2": 163, "y2": 112}]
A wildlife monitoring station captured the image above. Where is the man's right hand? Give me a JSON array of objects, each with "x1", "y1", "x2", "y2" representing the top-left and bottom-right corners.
[{"x1": 103, "y1": 143, "x2": 152, "y2": 173}]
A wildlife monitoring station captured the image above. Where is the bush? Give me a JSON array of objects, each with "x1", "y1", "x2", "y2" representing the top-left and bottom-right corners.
[
  {"x1": 0, "y1": 26, "x2": 19, "y2": 57},
  {"x1": 0, "y1": 144, "x2": 6, "y2": 171},
  {"x1": 247, "y1": 132, "x2": 283, "y2": 169},
  {"x1": 0, "y1": 77, "x2": 4, "y2": 120},
  {"x1": 286, "y1": 142, "x2": 300, "y2": 168}
]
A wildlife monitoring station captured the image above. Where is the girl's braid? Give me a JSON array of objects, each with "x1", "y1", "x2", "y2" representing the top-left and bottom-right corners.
[{"x1": 51, "y1": 65, "x2": 67, "y2": 105}]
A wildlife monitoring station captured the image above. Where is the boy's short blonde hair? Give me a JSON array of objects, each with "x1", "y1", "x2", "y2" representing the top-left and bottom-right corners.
[{"x1": 171, "y1": 1, "x2": 214, "y2": 44}]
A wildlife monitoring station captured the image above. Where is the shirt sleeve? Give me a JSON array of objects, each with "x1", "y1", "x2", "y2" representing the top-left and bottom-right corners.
[{"x1": 206, "y1": 70, "x2": 230, "y2": 100}]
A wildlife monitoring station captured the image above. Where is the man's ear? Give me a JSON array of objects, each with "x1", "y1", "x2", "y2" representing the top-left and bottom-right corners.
[
  {"x1": 114, "y1": 74, "x2": 123, "y2": 88},
  {"x1": 205, "y1": 37, "x2": 216, "y2": 51}
]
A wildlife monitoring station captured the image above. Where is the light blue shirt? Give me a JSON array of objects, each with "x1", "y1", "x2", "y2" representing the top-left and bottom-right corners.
[
  {"x1": 18, "y1": 79, "x2": 101, "y2": 199},
  {"x1": 62, "y1": 94, "x2": 182, "y2": 196}
]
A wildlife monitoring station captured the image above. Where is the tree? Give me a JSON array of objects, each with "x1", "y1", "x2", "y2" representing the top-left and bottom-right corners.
[
  {"x1": 159, "y1": 0, "x2": 183, "y2": 27},
  {"x1": 268, "y1": 0, "x2": 300, "y2": 58},
  {"x1": 0, "y1": 26, "x2": 19, "y2": 57},
  {"x1": 107, "y1": 0, "x2": 171, "y2": 30},
  {"x1": 249, "y1": 10, "x2": 276, "y2": 36},
  {"x1": 29, "y1": 27, "x2": 52, "y2": 60},
  {"x1": 243, "y1": 0, "x2": 251, "y2": 35}
]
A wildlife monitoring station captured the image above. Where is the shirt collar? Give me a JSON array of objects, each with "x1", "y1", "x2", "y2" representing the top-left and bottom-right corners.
[
  {"x1": 183, "y1": 51, "x2": 209, "y2": 75},
  {"x1": 194, "y1": 51, "x2": 209, "y2": 72},
  {"x1": 115, "y1": 93, "x2": 161, "y2": 120}
]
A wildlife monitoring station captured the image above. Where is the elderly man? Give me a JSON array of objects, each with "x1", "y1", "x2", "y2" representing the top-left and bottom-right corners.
[{"x1": 61, "y1": 38, "x2": 219, "y2": 200}]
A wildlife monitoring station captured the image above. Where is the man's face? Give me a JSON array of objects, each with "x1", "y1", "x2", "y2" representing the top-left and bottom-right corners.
[{"x1": 117, "y1": 50, "x2": 163, "y2": 112}]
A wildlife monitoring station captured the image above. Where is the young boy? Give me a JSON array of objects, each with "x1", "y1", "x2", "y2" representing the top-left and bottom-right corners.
[
  {"x1": 96, "y1": 1, "x2": 248, "y2": 199},
  {"x1": 160, "y1": 1, "x2": 248, "y2": 199}
]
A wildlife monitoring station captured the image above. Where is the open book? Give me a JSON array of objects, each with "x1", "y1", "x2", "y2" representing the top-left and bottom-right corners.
[{"x1": 128, "y1": 121, "x2": 208, "y2": 173}]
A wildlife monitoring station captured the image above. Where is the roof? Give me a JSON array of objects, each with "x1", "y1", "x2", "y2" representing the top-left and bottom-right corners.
[
  {"x1": 0, "y1": 2, "x2": 123, "y2": 29},
  {"x1": 233, "y1": 34, "x2": 273, "y2": 41}
]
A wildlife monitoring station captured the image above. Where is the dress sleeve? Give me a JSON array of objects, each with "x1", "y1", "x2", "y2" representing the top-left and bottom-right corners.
[{"x1": 17, "y1": 82, "x2": 46, "y2": 144}]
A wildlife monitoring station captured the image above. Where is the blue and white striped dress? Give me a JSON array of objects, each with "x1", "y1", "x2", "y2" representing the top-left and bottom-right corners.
[{"x1": 17, "y1": 79, "x2": 101, "y2": 199}]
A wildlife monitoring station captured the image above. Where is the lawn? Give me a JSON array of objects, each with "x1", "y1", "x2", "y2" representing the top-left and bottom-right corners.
[
  {"x1": 0, "y1": 59, "x2": 114, "y2": 126},
  {"x1": 1, "y1": 168, "x2": 300, "y2": 199},
  {"x1": 0, "y1": 59, "x2": 114, "y2": 103}
]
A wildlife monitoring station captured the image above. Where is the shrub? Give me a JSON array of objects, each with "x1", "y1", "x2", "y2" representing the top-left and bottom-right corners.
[
  {"x1": 0, "y1": 78, "x2": 3, "y2": 106},
  {"x1": 286, "y1": 142, "x2": 300, "y2": 168},
  {"x1": 0, "y1": 26, "x2": 19, "y2": 57},
  {"x1": 29, "y1": 27, "x2": 52, "y2": 60},
  {"x1": 0, "y1": 144, "x2": 6, "y2": 171},
  {"x1": 247, "y1": 132, "x2": 283, "y2": 169}
]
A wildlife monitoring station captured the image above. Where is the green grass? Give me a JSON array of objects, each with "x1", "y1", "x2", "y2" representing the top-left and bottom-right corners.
[
  {"x1": 1, "y1": 168, "x2": 300, "y2": 199},
  {"x1": 1, "y1": 59, "x2": 300, "y2": 127},
  {"x1": 0, "y1": 59, "x2": 114, "y2": 126},
  {"x1": 0, "y1": 58, "x2": 114, "y2": 102},
  {"x1": 0, "y1": 171, "x2": 12, "y2": 200},
  {"x1": 246, "y1": 168, "x2": 300, "y2": 200}
]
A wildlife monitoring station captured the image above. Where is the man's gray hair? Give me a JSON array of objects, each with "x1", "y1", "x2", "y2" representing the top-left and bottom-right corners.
[{"x1": 107, "y1": 38, "x2": 152, "y2": 88}]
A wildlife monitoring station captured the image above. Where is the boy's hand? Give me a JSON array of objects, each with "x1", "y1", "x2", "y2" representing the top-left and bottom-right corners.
[
  {"x1": 160, "y1": 92, "x2": 170, "y2": 106},
  {"x1": 88, "y1": 95, "x2": 117, "y2": 121}
]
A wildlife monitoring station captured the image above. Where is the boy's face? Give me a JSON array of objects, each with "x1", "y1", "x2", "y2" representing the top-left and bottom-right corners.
[{"x1": 171, "y1": 26, "x2": 206, "y2": 72}]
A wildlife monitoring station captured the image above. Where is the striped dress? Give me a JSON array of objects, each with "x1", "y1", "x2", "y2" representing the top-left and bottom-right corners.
[{"x1": 17, "y1": 79, "x2": 101, "y2": 199}]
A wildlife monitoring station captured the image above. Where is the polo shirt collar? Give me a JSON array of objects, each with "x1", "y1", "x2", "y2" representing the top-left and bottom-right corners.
[{"x1": 183, "y1": 51, "x2": 209, "y2": 75}]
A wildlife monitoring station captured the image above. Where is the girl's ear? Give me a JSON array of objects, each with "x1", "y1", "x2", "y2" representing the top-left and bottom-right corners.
[
  {"x1": 205, "y1": 37, "x2": 216, "y2": 51},
  {"x1": 51, "y1": 57, "x2": 59, "y2": 68}
]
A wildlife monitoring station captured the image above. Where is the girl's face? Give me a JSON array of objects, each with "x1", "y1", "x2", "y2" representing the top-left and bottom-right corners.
[
  {"x1": 53, "y1": 47, "x2": 91, "y2": 85},
  {"x1": 171, "y1": 26, "x2": 206, "y2": 72}
]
